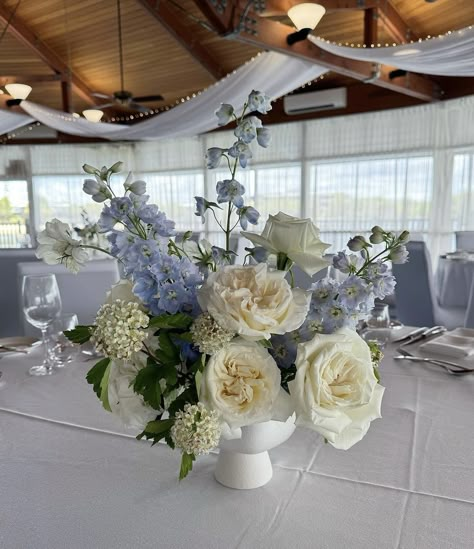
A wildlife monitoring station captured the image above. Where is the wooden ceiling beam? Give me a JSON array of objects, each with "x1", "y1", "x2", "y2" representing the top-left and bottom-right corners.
[
  {"x1": 136, "y1": 0, "x2": 227, "y2": 80},
  {"x1": 0, "y1": 4, "x2": 100, "y2": 106},
  {"x1": 258, "y1": 0, "x2": 377, "y2": 17},
  {"x1": 0, "y1": 74, "x2": 64, "y2": 84},
  {"x1": 192, "y1": 1, "x2": 440, "y2": 102},
  {"x1": 377, "y1": 1, "x2": 416, "y2": 44}
]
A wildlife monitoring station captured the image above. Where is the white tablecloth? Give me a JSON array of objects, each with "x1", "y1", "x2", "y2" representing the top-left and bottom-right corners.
[
  {"x1": 435, "y1": 257, "x2": 474, "y2": 308},
  {"x1": 1, "y1": 335, "x2": 473, "y2": 549}
]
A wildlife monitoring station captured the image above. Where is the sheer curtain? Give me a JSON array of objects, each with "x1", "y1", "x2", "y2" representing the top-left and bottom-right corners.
[{"x1": 1, "y1": 96, "x2": 474, "y2": 257}]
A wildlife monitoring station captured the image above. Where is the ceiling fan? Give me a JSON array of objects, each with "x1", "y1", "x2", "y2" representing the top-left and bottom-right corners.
[{"x1": 93, "y1": 0, "x2": 164, "y2": 113}]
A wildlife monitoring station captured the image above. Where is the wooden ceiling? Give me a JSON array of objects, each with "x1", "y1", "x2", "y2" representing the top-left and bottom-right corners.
[{"x1": 0, "y1": 0, "x2": 473, "y2": 136}]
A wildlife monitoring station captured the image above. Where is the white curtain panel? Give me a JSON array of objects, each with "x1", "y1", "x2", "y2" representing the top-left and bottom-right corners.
[
  {"x1": 0, "y1": 110, "x2": 34, "y2": 135},
  {"x1": 310, "y1": 26, "x2": 474, "y2": 76},
  {"x1": 19, "y1": 52, "x2": 327, "y2": 141}
]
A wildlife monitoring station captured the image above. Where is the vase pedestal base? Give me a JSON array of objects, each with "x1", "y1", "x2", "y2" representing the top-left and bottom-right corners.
[{"x1": 214, "y1": 450, "x2": 273, "y2": 490}]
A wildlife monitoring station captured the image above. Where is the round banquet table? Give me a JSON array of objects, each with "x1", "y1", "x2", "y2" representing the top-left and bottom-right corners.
[
  {"x1": 435, "y1": 256, "x2": 474, "y2": 308},
  {"x1": 0, "y1": 335, "x2": 473, "y2": 549}
]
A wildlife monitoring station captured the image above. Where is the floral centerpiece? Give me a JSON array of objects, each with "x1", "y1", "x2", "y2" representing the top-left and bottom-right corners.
[{"x1": 36, "y1": 91, "x2": 409, "y2": 484}]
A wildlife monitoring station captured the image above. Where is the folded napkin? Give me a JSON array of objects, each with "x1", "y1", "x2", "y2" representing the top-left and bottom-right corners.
[{"x1": 420, "y1": 333, "x2": 474, "y2": 358}]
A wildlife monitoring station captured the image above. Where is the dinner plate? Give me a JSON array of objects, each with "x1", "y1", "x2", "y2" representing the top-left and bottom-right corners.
[{"x1": 0, "y1": 336, "x2": 39, "y2": 355}]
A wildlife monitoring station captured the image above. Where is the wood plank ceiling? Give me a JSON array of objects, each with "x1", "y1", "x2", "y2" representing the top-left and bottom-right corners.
[{"x1": 0, "y1": 0, "x2": 473, "y2": 129}]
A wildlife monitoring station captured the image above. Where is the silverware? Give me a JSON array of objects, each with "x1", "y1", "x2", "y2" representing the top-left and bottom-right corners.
[
  {"x1": 0, "y1": 344, "x2": 29, "y2": 354},
  {"x1": 397, "y1": 326, "x2": 447, "y2": 347},
  {"x1": 392, "y1": 327, "x2": 427, "y2": 343},
  {"x1": 394, "y1": 355, "x2": 473, "y2": 372}
]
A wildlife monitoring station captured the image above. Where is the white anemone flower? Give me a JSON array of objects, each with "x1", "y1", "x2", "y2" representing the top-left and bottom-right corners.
[{"x1": 36, "y1": 218, "x2": 89, "y2": 273}]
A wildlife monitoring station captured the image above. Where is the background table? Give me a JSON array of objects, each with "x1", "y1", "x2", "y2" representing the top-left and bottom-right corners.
[
  {"x1": 1, "y1": 334, "x2": 473, "y2": 549},
  {"x1": 436, "y1": 256, "x2": 474, "y2": 307}
]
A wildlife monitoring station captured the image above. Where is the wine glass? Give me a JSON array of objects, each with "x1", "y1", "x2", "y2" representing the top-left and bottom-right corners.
[
  {"x1": 362, "y1": 303, "x2": 391, "y2": 348},
  {"x1": 47, "y1": 313, "x2": 79, "y2": 367},
  {"x1": 22, "y1": 274, "x2": 62, "y2": 376}
]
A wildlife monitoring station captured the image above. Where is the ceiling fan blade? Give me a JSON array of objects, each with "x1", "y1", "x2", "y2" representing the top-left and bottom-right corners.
[
  {"x1": 132, "y1": 94, "x2": 164, "y2": 102},
  {"x1": 129, "y1": 102, "x2": 154, "y2": 114},
  {"x1": 96, "y1": 103, "x2": 115, "y2": 109},
  {"x1": 92, "y1": 92, "x2": 112, "y2": 99}
]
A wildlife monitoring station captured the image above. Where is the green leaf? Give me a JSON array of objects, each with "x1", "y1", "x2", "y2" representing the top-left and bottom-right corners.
[
  {"x1": 195, "y1": 370, "x2": 203, "y2": 394},
  {"x1": 373, "y1": 365, "x2": 381, "y2": 383},
  {"x1": 149, "y1": 313, "x2": 193, "y2": 330},
  {"x1": 179, "y1": 453, "x2": 196, "y2": 481},
  {"x1": 158, "y1": 332, "x2": 180, "y2": 361},
  {"x1": 133, "y1": 363, "x2": 163, "y2": 410},
  {"x1": 65, "y1": 325, "x2": 93, "y2": 344},
  {"x1": 257, "y1": 339, "x2": 272, "y2": 349},
  {"x1": 168, "y1": 387, "x2": 197, "y2": 417},
  {"x1": 99, "y1": 362, "x2": 112, "y2": 412},
  {"x1": 173, "y1": 332, "x2": 194, "y2": 343},
  {"x1": 280, "y1": 365, "x2": 296, "y2": 387},
  {"x1": 86, "y1": 358, "x2": 110, "y2": 399},
  {"x1": 137, "y1": 418, "x2": 174, "y2": 446}
]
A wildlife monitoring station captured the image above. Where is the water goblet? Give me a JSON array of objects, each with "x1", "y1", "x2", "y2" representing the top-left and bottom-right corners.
[
  {"x1": 47, "y1": 313, "x2": 79, "y2": 367},
  {"x1": 363, "y1": 303, "x2": 391, "y2": 349},
  {"x1": 22, "y1": 274, "x2": 62, "y2": 376}
]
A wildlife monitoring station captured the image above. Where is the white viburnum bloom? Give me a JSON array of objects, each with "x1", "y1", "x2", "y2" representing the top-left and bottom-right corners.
[
  {"x1": 36, "y1": 218, "x2": 89, "y2": 273},
  {"x1": 91, "y1": 300, "x2": 149, "y2": 360},
  {"x1": 242, "y1": 211, "x2": 330, "y2": 277},
  {"x1": 107, "y1": 355, "x2": 157, "y2": 430},
  {"x1": 288, "y1": 328, "x2": 385, "y2": 450},
  {"x1": 198, "y1": 263, "x2": 310, "y2": 341},
  {"x1": 171, "y1": 403, "x2": 221, "y2": 456},
  {"x1": 199, "y1": 338, "x2": 281, "y2": 429},
  {"x1": 190, "y1": 313, "x2": 234, "y2": 355}
]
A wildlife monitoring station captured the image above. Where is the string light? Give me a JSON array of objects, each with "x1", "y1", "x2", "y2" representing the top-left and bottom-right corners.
[
  {"x1": 314, "y1": 24, "x2": 473, "y2": 49},
  {"x1": 1, "y1": 121, "x2": 42, "y2": 144}
]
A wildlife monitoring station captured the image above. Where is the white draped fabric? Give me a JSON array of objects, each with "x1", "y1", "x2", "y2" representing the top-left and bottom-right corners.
[
  {"x1": 0, "y1": 110, "x2": 34, "y2": 134},
  {"x1": 310, "y1": 26, "x2": 474, "y2": 77},
  {"x1": 20, "y1": 52, "x2": 327, "y2": 141}
]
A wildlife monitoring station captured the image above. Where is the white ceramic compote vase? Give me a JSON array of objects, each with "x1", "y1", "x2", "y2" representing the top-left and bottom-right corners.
[{"x1": 215, "y1": 415, "x2": 296, "y2": 490}]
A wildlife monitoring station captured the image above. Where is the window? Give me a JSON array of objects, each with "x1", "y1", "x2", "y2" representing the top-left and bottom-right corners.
[
  {"x1": 452, "y1": 153, "x2": 474, "y2": 231},
  {"x1": 33, "y1": 175, "x2": 103, "y2": 231},
  {"x1": 0, "y1": 179, "x2": 30, "y2": 248},
  {"x1": 308, "y1": 155, "x2": 433, "y2": 251}
]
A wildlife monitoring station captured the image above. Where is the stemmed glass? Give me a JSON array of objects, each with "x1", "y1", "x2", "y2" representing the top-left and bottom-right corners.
[
  {"x1": 22, "y1": 274, "x2": 62, "y2": 376},
  {"x1": 362, "y1": 303, "x2": 391, "y2": 348},
  {"x1": 47, "y1": 313, "x2": 79, "y2": 367}
]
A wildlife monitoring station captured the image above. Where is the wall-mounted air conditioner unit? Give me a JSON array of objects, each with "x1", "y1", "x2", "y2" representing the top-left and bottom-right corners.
[{"x1": 283, "y1": 87, "x2": 347, "y2": 115}]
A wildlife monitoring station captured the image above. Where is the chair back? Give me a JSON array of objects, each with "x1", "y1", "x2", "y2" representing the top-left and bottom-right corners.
[
  {"x1": 465, "y1": 279, "x2": 474, "y2": 328},
  {"x1": 455, "y1": 231, "x2": 474, "y2": 252},
  {"x1": 392, "y1": 241, "x2": 437, "y2": 327},
  {"x1": 18, "y1": 258, "x2": 120, "y2": 335},
  {"x1": 0, "y1": 250, "x2": 39, "y2": 337}
]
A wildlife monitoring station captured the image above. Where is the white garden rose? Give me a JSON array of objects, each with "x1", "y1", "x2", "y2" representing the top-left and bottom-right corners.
[
  {"x1": 199, "y1": 338, "x2": 281, "y2": 429},
  {"x1": 242, "y1": 211, "x2": 330, "y2": 276},
  {"x1": 197, "y1": 263, "x2": 310, "y2": 341},
  {"x1": 105, "y1": 279, "x2": 141, "y2": 306},
  {"x1": 289, "y1": 328, "x2": 384, "y2": 450},
  {"x1": 107, "y1": 355, "x2": 156, "y2": 431}
]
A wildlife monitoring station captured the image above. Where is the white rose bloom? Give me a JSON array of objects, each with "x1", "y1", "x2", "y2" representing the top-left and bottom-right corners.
[
  {"x1": 198, "y1": 263, "x2": 310, "y2": 341},
  {"x1": 199, "y1": 338, "x2": 281, "y2": 429},
  {"x1": 242, "y1": 211, "x2": 330, "y2": 276},
  {"x1": 289, "y1": 328, "x2": 385, "y2": 450},
  {"x1": 36, "y1": 218, "x2": 89, "y2": 274},
  {"x1": 107, "y1": 356, "x2": 156, "y2": 431},
  {"x1": 105, "y1": 279, "x2": 141, "y2": 306}
]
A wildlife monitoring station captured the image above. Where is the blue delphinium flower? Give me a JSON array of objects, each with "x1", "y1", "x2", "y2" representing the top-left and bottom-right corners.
[
  {"x1": 206, "y1": 147, "x2": 226, "y2": 169},
  {"x1": 332, "y1": 251, "x2": 363, "y2": 274},
  {"x1": 234, "y1": 116, "x2": 262, "y2": 144},
  {"x1": 389, "y1": 245, "x2": 409, "y2": 264},
  {"x1": 247, "y1": 90, "x2": 272, "y2": 114},
  {"x1": 216, "y1": 179, "x2": 245, "y2": 207},
  {"x1": 244, "y1": 246, "x2": 269, "y2": 263},
  {"x1": 256, "y1": 127, "x2": 271, "y2": 148},
  {"x1": 215, "y1": 104, "x2": 234, "y2": 126},
  {"x1": 270, "y1": 332, "x2": 301, "y2": 369},
  {"x1": 238, "y1": 206, "x2": 260, "y2": 230},
  {"x1": 158, "y1": 281, "x2": 189, "y2": 314},
  {"x1": 310, "y1": 278, "x2": 339, "y2": 305},
  {"x1": 228, "y1": 141, "x2": 252, "y2": 168},
  {"x1": 338, "y1": 275, "x2": 371, "y2": 308},
  {"x1": 194, "y1": 197, "x2": 207, "y2": 223}
]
